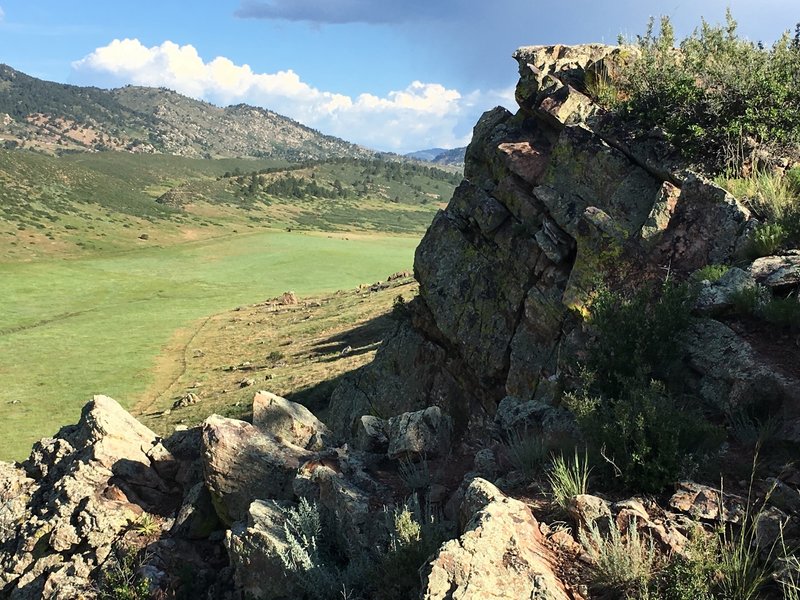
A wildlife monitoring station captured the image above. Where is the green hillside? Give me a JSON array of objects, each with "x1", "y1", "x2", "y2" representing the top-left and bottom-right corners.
[
  {"x1": 0, "y1": 150, "x2": 458, "y2": 260},
  {"x1": 0, "y1": 64, "x2": 372, "y2": 160}
]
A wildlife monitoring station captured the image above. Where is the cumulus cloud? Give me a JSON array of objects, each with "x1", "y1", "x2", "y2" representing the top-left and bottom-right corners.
[
  {"x1": 235, "y1": 0, "x2": 452, "y2": 24},
  {"x1": 72, "y1": 39, "x2": 513, "y2": 152}
]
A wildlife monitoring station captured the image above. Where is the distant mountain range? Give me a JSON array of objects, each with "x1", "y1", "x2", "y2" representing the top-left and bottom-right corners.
[
  {"x1": 0, "y1": 64, "x2": 372, "y2": 161},
  {"x1": 405, "y1": 146, "x2": 466, "y2": 168}
]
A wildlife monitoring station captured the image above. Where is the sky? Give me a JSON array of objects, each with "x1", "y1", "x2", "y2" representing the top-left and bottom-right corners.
[{"x1": 0, "y1": 1, "x2": 797, "y2": 153}]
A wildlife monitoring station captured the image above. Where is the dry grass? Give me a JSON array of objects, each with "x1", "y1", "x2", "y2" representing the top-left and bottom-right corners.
[{"x1": 134, "y1": 276, "x2": 417, "y2": 435}]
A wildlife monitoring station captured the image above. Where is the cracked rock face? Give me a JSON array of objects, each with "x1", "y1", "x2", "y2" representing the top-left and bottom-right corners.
[
  {"x1": 327, "y1": 42, "x2": 756, "y2": 443},
  {"x1": 0, "y1": 395, "x2": 182, "y2": 599},
  {"x1": 421, "y1": 478, "x2": 571, "y2": 600}
]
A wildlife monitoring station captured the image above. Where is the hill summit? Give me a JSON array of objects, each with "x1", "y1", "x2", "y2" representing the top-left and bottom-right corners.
[{"x1": 0, "y1": 64, "x2": 372, "y2": 160}]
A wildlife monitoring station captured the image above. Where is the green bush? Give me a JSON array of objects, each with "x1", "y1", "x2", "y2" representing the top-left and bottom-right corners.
[
  {"x1": 567, "y1": 282, "x2": 723, "y2": 492},
  {"x1": 96, "y1": 546, "x2": 151, "y2": 600},
  {"x1": 567, "y1": 379, "x2": 722, "y2": 492},
  {"x1": 691, "y1": 264, "x2": 730, "y2": 283},
  {"x1": 657, "y1": 528, "x2": 719, "y2": 600},
  {"x1": 586, "y1": 282, "x2": 695, "y2": 397},
  {"x1": 746, "y1": 222, "x2": 788, "y2": 258},
  {"x1": 617, "y1": 12, "x2": 800, "y2": 174}
]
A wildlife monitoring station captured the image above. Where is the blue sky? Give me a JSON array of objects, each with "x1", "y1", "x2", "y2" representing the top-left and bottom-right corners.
[{"x1": 0, "y1": 1, "x2": 796, "y2": 153}]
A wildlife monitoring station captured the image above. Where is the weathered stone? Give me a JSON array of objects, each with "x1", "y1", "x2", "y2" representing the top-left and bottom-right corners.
[
  {"x1": 669, "y1": 481, "x2": 745, "y2": 523},
  {"x1": 495, "y1": 396, "x2": 578, "y2": 441},
  {"x1": 171, "y1": 482, "x2": 220, "y2": 540},
  {"x1": 173, "y1": 392, "x2": 199, "y2": 409},
  {"x1": 387, "y1": 406, "x2": 452, "y2": 460},
  {"x1": 294, "y1": 460, "x2": 378, "y2": 555},
  {"x1": 766, "y1": 478, "x2": 800, "y2": 514},
  {"x1": 568, "y1": 494, "x2": 612, "y2": 532},
  {"x1": 749, "y1": 254, "x2": 800, "y2": 291},
  {"x1": 201, "y1": 414, "x2": 312, "y2": 524},
  {"x1": 473, "y1": 449, "x2": 497, "y2": 479},
  {"x1": 421, "y1": 478, "x2": 571, "y2": 600},
  {"x1": 353, "y1": 415, "x2": 388, "y2": 453},
  {"x1": 327, "y1": 322, "x2": 463, "y2": 439},
  {"x1": 641, "y1": 180, "x2": 681, "y2": 240},
  {"x1": 1, "y1": 396, "x2": 179, "y2": 598},
  {"x1": 653, "y1": 175, "x2": 752, "y2": 271},
  {"x1": 685, "y1": 319, "x2": 795, "y2": 416},
  {"x1": 252, "y1": 390, "x2": 331, "y2": 450},
  {"x1": 225, "y1": 499, "x2": 297, "y2": 600},
  {"x1": 695, "y1": 267, "x2": 757, "y2": 315}
]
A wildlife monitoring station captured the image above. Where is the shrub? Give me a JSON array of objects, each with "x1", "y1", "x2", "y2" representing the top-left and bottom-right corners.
[
  {"x1": 616, "y1": 12, "x2": 800, "y2": 174},
  {"x1": 566, "y1": 379, "x2": 722, "y2": 492},
  {"x1": 761, "y1": 295, "x2": 800, "y2": 329},
  {"x1": 96, "y1": 546, "x2": 151, "y2": 600},
  {"x1": 657, "y1": 527, "x2": 719, "y2": 600},
  {"x1": 276, "y1": 498, "x2": 352, "y2": 599},
  {"x1": 691, "y1": 264, "x2": 730, "y2": 283},
  {"x1": 548, "y1": 449, "x2": 591, "y2": 511},
  {"x1": 569, "y1": 281, "x2": 723, "y2": 492},
  {"x1": 746, "y1": 222, "x2": 788, "y2": 258},
  {"x1": 586, "y1": 281, "x2": 695, "y2": 398},
  {"x1": 368, "y1": 495, "x2": 452, "y2": 600},
  {"x1": 579, "y1": 516, "x2": 656, "y2": 597},
  {"x1": 730, "y1": 284, "x2": 771, "y2": 315}
]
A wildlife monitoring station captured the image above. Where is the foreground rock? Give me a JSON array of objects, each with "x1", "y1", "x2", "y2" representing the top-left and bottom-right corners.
[
  {"x1": 0, "y1": 396, "x2": 181, "y2": 599},
  {"x1": 201, "y1": 414, "x2": 313, "y2": 524},
  {"x1": 252, "y1": 390, "x2": 331, "y2": 450},
  {"x1": 421, "y1": 478, "x2": 573, "y2": 600}
]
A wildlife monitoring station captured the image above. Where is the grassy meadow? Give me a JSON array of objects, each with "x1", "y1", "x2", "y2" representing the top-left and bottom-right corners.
[{"x1": 0, "y1": 229, "x2": 420, "y2": 459}]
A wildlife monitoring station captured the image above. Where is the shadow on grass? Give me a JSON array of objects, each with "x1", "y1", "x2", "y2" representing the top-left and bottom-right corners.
[{"x1": 309, "y1": 312, "x2": 397, "y2": 357}]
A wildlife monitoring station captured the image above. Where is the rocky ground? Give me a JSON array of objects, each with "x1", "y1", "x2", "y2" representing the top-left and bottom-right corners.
[{"x1": 2, "y1": 44, "x2": 800, "y2": 599}]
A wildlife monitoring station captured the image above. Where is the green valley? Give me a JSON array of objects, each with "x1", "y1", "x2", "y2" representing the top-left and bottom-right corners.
[{"x1": 0, "y1": 148, "x2": 459, "y2": 459}]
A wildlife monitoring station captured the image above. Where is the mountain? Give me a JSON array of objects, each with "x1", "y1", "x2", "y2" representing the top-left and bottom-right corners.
[
  {"x1": 404, "y1": 148, "x2": 449, "y2": 161},
  {"x1": 0, "y1": 64, "x2": 372, "y2": 160},
  {"x1": 405, "y1": 146, "x2": 466, "y2": 168}
]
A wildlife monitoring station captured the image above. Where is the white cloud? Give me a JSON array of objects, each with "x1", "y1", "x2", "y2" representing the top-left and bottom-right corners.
[
  {"x1": 71, "y1": 38, "x2": 514, "y2": 153},
  {"x1": 0, "y1": 6, "x2": 5, "y2": 22}
]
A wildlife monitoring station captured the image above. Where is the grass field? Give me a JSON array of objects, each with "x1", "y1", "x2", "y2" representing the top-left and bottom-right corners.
[{"x1": 0, "y1": 229, "x2": 419, "y2": 460}]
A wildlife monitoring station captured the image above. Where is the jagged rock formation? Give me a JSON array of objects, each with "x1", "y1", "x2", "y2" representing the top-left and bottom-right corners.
[
  {"x1": 328, "y1": 43, "x2": 799, "y2": 444},
  {"x1": 0, "y1": 396, "x2": 188, "y2": 599}
]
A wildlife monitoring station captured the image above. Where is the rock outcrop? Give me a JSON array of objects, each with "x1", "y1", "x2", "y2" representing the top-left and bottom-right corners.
[
  {"x1": 0, "y1": 396, "x2": 183, "y2": 599},
  {"x1": 327, "y1": 41, "x2": 789, "y2": 448},
  {"x1": 421, "y1": 479, "x2": 572, "y2": 600}
]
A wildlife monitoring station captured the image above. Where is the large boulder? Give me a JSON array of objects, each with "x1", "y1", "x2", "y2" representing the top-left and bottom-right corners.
[
  {"x1": 201, "y1": 414, "x2": 313, "y2": 525},
  {"x1": 421, "y1": 478, "x2": 572, "y2": 600},
  {"x1": 387, "y1": 406, "x2": 452, "y2": 460},
  {"x1": 749, "y1": 253, "x2": 800, "y2": 291},
  {"x1": 225, "y1": 500, "x2": 297, "y2": 600},
  {"x1": 0, "y1": 395, "x2": 180, "y2": 599},
  {"x1": 252, "y1": 390, "x2": 331, "y2": 450},
  {"x1": 684, "y1": 319, "x2": 796, "y2": 418}
]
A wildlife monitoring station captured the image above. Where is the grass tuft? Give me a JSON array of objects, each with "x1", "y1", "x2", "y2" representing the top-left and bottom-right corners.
[
  {"x1": 548, "y1": 449, "x2": 591, "y2": 511},
  {"x1": 579, "y1": 516, "x2": 656, "y2": 597}
]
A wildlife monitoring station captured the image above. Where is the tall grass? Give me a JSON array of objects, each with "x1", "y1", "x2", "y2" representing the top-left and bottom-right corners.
[{"x1": 548, "y1": 449, "x2": 591, "y2": 511}]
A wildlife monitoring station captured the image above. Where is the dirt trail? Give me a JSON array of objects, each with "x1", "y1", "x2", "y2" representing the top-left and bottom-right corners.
[{"x1": 132, "y1": 314, "x2": 215, "y2": 417}]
